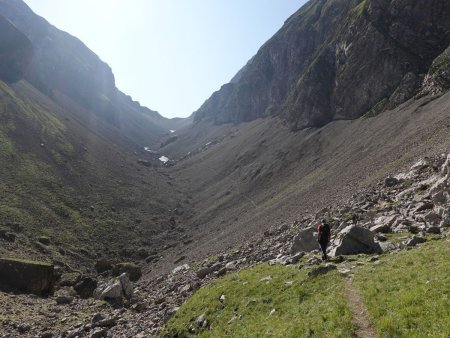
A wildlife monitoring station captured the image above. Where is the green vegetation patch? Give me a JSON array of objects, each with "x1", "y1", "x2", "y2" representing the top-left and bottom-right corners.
[
  {"x1": 160, "y1": 263, "x2": 354, "y2": 338},
  {"x1": 354, "y1": 239, "x2": 450, "y2": 337},
  {"x1": 352, "y1": 0, "x2": 367, "y2": 17},
  {"x1": 429, "y1": 47, "x2": 450, "y2": 76}
]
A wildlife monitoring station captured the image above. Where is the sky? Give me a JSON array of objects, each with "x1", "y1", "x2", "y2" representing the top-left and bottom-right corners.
[{"x1": 23, "y1": 0, "x2": 306, "y2": 118}]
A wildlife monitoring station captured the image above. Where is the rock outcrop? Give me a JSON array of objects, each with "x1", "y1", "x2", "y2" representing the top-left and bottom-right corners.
[
  {"x1": 194, "y1": 0, "x2": 450, "y2": 129},
  {"x1": 291, "y1": 227, "x2": 318, "y2": 254},
  {"x1": 329, "y1": 225, "x2": 381, "y2": 256},
  {"x1": 0, "y1": 258, "x2": 54, "y2": 294}
]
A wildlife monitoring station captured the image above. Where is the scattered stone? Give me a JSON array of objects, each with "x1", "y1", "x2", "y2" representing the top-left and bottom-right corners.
[
  {"x1": 0, "y1": 229, "x2": 16, "y2": 242},
  {"x1": 94, "y1": 273, "x2": 133, "y2": 302},
  {"x1": 59, "y1": 272, "x2": 81, "y2": 287},
  {"x1": 379, "y1": 241, "x2": 398, "y2": 252},
  {"x1": 18, "y1": 323, "x2": 31, "y2": 333},
  {"x1": 260, "y1": 275, "x2": 273, "y2": 282},
  {"x1": 113, "y1": 263, "x2": 142, "y2": 282},
  {"x1": 196, "y1": 267, "x2": 211, "y2": 279},
  {"x1": 37, "y1": 236, "x2": 51, "y2": 245},
  {"x1": 308, "y1": 264, "x2": 337, "y2": 277},
  {"x1": 74, "y1": 276, "x2": 98, "y2": 299},
  {"x1": 90, "y1": 328, "x2": 108, "y2": 338},
  {"x1": 385, "y1": 176, "x2": 399, "y2": 187},
  {"x1": 95, "y1": 259, "x2": 113, "y2": 274},
  {"x1": 217, "y1": 267, "x2": 227, "y2": 277},
  {"x1": 172, "y1": 264, "x2": 190, "y2": 274},
  {"x1": 196, "y1": 313, "x2": 206, "y2": 327},
  {"x1": 56, "y1": 295, "x2": 73, "y2": 305},
  {"x1": 95, "y1": 318, "x2": 117, "y2": 328},
  {"x1": 415, "y1": 202, "x2": 434, "y2": 213},
  {"x1": 427, "y1": 226, "x2": 441, "y2": 234},
  {"x1": 405, "y1": 235, "x2": 427, "y2": 247}
]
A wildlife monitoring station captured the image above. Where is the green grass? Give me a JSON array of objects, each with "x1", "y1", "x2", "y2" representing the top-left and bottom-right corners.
[
  {"x1": 354, "y1": 238, "x2": 450, "y2": 337},
  {"x1": 429, "y1": 47, "x2": 450, "y2": 76},
  {"x1": 159, "y1": 263, "x2": 355, "y2": 338},
  {"x1": 352, "y1": 0, "x2": 367, "y2": 16},
  {"x1": 161, "y1": 236, "x2": 450, "y2": 338}
]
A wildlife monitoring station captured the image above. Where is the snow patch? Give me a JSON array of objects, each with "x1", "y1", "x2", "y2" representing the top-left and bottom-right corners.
[
  {"x1": 169, "y1": 130, "x2": 176, "y2": 133},
  {"x1": 144, "y1": 147, "x2": 156, "y2": 153},
  {"x1": 159, "y1": 156, "x2": 169, "y2": 163}
]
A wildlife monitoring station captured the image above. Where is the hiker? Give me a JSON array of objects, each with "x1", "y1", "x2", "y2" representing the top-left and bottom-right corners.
[{"x1": 317, "y1": 219, "x2": 331, "y2": 261}]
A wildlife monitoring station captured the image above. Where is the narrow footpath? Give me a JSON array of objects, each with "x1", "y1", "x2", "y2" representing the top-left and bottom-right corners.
[{"x1": 344, "y1": 278, "x2": 378, "y2": 338}]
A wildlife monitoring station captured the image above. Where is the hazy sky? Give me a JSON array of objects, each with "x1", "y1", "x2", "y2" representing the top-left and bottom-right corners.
[{"x1": 23, "y1": 1, "x2": 305, "y2": 118}]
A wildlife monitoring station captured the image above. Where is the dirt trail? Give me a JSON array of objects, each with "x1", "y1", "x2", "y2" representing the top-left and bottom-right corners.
[{"x1": 344, "y1": 278, "x2": 378, "y2": 338}]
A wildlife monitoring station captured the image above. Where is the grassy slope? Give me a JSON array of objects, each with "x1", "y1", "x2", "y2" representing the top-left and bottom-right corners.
[
  {"x1": 160, "y1": 237, "x2": 450, "y2": 337},
  {"x1": 160, "y1": 264, "x2": 355, "y2": 338},
  {"x1": 354, "y1": 239, "x2": 450, "y2": 338},
  {"x1": 0, "y1": 79, "x2": 182, "y2": 267}
]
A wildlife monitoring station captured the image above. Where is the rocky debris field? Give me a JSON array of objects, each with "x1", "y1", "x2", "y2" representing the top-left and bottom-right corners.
[{"x1": 1, "y1": 152, "x2": 450, "y2": 337}]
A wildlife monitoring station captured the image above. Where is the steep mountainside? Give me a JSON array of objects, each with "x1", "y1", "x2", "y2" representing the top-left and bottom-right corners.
[
  {"x1": 194, "y1": 0, "x2": 450, "y2": 130},
  {"x1": 0, "y1": 0, "x2": 193, "y2": 269},
  {"x1": 0, "y1": 15, "x2": 31, "y2": 82},
  {"x1": 0, "y1": 0, "x2": 183, "y2": 145}
]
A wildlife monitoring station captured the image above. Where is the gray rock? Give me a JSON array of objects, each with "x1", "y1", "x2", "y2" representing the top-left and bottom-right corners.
[
  {"x1": 90, "y1": 328, "x2": 108, "y2": 338},
  {"x1": 385, "y1": 176, "x2": 399, "y2": 187},
  {"x1": 172, "y1": 264, "x2": 190, "y2": 274},
  {"x1": 426, "y1": 227, "x2": 441, "y2": 234},
  {"x1": 379, "y1": 241, "x2": 398, "y2": 252},
  {"x1": 196, "y1": 267, "x2": 211, "y2": 279},
  {"x1": 196, "y1": 313, "x2": 206, "y2": 326},
  {"x1": 74, "y1": 276, "x2": 97, "y2": 299},
  {"x1": 95, "y1": 259, "x2": 113, "y2": 274},
  {"x1": 0, "y1": 258, "x2": 54, "y2": 295},
  {"x1": 414, "y1": 202, "x2": 434, "y2": 213},
  {"x1": 112, "y1": 263, "x2": 142, "y2": 282},
  {"x1": 404, "y1": 235, "x2": 427, "y2": 247},
  {"x1": 424, "y1": 211, "x2": 441, "y2": 225},
  {"x1": 40, "y1": 332, "x2": 53, "y2": 338},
  {"x1": 291, "y1": 227, "x2": 318, "y2": 254},
  {"x1": 37, "y1": 236, "x2": 51, "y2": 245},
  {"x1": 94, "y1": 273, "x2": 133, "y2": 301},
  {"x1": 0, "y1": 229, "x2": 16, "y2": 242},
  {"x1": 56, "y1": 295, "x2": 73, "y2": 305},
  {"x1": 308, "y1": 264, "x2": 337, "y2": 277},
  {"x1": 370, "y1": 215, "x2": 398, "y2": 234},
  {"x1": 330, "y1": 225, "x2": 381, "y2": 256}
]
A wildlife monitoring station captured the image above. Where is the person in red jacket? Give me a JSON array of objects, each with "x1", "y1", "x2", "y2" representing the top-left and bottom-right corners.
[{"x1": 317, "y1": 219, "x2": 331, "y2": 261}]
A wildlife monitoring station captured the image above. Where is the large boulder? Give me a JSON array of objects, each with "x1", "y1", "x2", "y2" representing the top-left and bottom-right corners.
[
  {"x1": 0, "y1": 258, "x2": 54, "y2": 294},
  {"x1": 290, "y1": 227, "x2": 318, "y2": 254},
  {"x1": 94, "y1": 273, "x2": 133, "y2": 302},
  {"x1": 329, "y1": 225, "x2": 381, "y2": 257},
  {"x1": 74, "y1": 276, "x2": 98, "y2": 299},
  {"x1": 112, "y1": 263, "x2": 142, "y2": 282}
]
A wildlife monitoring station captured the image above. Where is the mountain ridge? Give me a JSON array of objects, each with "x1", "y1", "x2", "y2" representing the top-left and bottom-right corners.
[{"x1": 193, "y1": 0, "x2": 450, "y2": 130}]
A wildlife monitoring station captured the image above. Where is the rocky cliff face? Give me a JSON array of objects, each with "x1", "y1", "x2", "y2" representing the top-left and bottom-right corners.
[
  {"x1": 194, "y1": 0, "x2": 450, "y2": 129},
  {"x1": 0, "y1": 15, "x2": 31, "y2": 82},
  {"x1": 0, "y1": 0, "x2": 182, "y2": 145}
]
